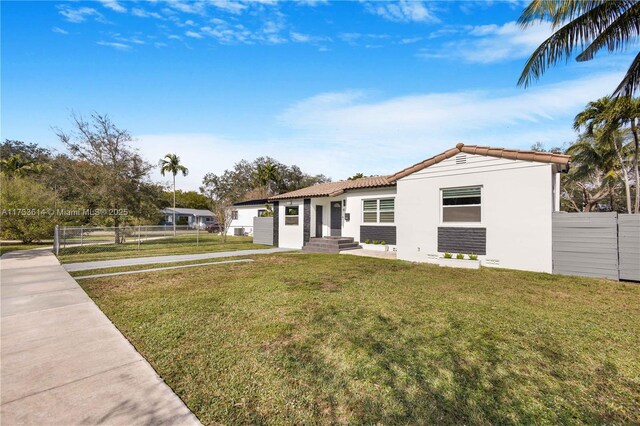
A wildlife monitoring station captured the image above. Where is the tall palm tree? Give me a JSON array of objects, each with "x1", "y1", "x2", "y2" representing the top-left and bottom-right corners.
[
  {"x1": 573, "y1": 97, "x2": 633, "y2": 213},
  {"x1": 255, "y1": 162, "x2": 279, "y2": 195},
  {"x1": 518, "y1": 0, "x2": 640, "y2": 97},
  {"x1": 573, "y1": 97, "x2": 640, "y2": 213},
  {"x1": 566, "y1": 134, "x2": 622, "y2": 212},
  {"x1": 159, "y1": 153, "x2": 189, "y2": 235}
]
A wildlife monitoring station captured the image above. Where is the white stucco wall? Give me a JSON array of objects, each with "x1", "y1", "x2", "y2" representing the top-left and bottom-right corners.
[
  {"x1": 277, "y1": 187, "x2": 398, "y2": 249},
  {"x1": 396, "y1": 153, "x2": 558, "y2": 273},
  {"x1": 227, "y1": 205, "x2": 266, "y2": 236},
  {"x1": 341, "y1": 187, "x2": 397, "y2": 244},
  {"x1": 277, "y1": 199, "x2": 304, "y2": 249}
]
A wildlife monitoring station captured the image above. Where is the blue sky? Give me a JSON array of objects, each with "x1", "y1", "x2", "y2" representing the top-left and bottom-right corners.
[{"x1": 1, "y1": 0, "x2": 632, "y2": 190}]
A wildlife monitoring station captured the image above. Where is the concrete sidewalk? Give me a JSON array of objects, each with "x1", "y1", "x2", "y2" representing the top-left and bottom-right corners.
[
  {"x1": 0, "y1": 249, "x2": 201, "y2": 426},
  {"x1": 64, "y1": 247, "x2": 295, "y2": 272}
]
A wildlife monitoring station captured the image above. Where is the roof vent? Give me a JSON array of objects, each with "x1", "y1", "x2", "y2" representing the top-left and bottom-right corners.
[{"x1": 455, "y1": 154, "x2": 467, "y2": 164}]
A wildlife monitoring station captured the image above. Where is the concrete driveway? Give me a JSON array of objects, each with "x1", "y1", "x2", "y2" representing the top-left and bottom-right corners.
[{"x1": 0, "y1": 249, "x2": 201, "y2": 425}]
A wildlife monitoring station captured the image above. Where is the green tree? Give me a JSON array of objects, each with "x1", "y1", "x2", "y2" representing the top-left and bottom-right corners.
[
  {"x1": 201, "y1": 157, "x2": 330, "y2": 204},
  {"x1": 159, "y1": 153, "x2": 189, "y2": 236},
  {"x1": 573, "y1": 97, "x2": 637, "y2": 212},
  {"x1": 254, "y1": 162, "x2": 279, "y2": 194},
  {"x1": 0, "y1": 154, "x2": 45, "y2": 177},
  {"x1": 0, "y1": 176, "x2": 60, "y2": 242},
  {"x1": 565, "y1": 134, "x2": 624, "y2": 212},
  {"x1": 518, "y1": 0, "x2": 640, "y2": 96},
  {"x1": 348, "y1": 173, "x2": 365, "y2": 180},
  {"x1": 56, "y1": 113, "x2": 160, "y2": 242},
  {"x1": 161, "y1": 190, "x2": 209, "y2": 210}
]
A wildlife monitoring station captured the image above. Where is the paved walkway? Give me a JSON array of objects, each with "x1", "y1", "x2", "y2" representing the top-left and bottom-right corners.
[
  {"x1": 75, "y1": 259, "x2": 255, "y2": 280},
  {"x1": 63, "y1": 247, "x2": 295, "y2": 272},
  {"x1": 0, "y1": 249, "x2": 201, "y2": 425}
]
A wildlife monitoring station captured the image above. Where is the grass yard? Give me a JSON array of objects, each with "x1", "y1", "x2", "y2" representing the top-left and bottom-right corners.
[
  {"x1": 57, "y1": 233, "x2": 263, "y2": 263},
  {"x1": 0, "y1": 241, "x2": 52, "y2": 256},
  {"x1": 80, "y1": 254, "x2": 640, "y2": 425}
]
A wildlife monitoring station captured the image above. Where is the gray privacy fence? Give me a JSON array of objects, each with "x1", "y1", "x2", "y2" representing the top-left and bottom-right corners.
[
  {"x1": 619, "y1": 214, "x2": 640, "y2": 281},
  {"x1": 253, "y1": 217, "x2": 273, "y2": 246},
  {"x1": 552, "y1": 212, "x2": 640, "y2": 282}
]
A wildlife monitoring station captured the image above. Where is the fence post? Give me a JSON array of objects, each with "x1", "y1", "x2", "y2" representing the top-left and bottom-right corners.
[
  {"x1": 62, "y1": 226, "x2": 66, "y2": 249},
  {"x1": 137, "y1": 224, "x2": 141, "y2": 250},
  {"x1": 196, "y1": 216, "x2": 200, "y2": 247},
  {"x1": 53, "y1": 224, "x2": 59, "y2": 256},
  {"x1": 80, "y1": 225, "x2": 84, "y2": 247}
]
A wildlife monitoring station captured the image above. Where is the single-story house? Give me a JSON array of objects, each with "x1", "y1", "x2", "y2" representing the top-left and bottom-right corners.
[
  {"x1": 228, "y1": 198, "x2": 271, "y2": 236},
  {"x1": 268, "y1": 143, "x2": 571, "y2": 273},
  {"x1": 161, "y1": 207, "x2": 216, "y2": 229}
]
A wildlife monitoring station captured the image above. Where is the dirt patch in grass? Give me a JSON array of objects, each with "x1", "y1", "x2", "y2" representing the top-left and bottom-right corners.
[{"x1": 80, "y1": 254, "x2": 640, "y2": 425}]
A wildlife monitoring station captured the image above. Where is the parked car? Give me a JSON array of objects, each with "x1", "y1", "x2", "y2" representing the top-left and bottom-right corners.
[{"x1": 206, "y1": 224, "x2": 222, "y2": 233}]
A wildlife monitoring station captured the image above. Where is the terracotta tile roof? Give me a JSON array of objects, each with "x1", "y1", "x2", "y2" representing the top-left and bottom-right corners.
[
  {"x1": 268, "y1": 175, "x2": 393, "y2": 200},
  {"x1": 269, "y1": 143, "x2": 571, "y2": 200},
  {"x1": 387, "y1": 143, "x2": 571, "y2": 182}
]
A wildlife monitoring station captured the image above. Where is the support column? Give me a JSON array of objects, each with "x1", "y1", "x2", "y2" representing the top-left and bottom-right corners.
[
  {"x1": 303, "y1": 198, "x2": 311, "y2": 244},
  {"x1": 272, "y1": 201, "x2": 279, "y2": 247}
]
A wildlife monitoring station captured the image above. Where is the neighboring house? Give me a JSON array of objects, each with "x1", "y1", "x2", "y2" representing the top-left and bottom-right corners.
[
  {"x1": 161, "y1": 207, "x2": 216, "y2": 229},
  {"x1": 268, "y1": 143, "x2": 571, "y2": 273},
  {"x1": 228, "y1": 199, "x2": 271, "y2": 236}
]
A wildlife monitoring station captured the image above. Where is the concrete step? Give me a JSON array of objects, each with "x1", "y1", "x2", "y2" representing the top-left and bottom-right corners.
[
  {"x1": 304, "y1": 242, "x2": 360, "y2": 250},
  {"x1": 303, "y1": 240, "x2": 361, "y2": 253},
  {"x1": 309, "y1": 237, "x2": 354, "y2": 244}
]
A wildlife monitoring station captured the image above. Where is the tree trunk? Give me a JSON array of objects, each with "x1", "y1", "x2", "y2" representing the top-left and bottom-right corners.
[
  {"x1": 613, "y1": 138, "x2": 632, "y2": 213},
  {"x1": 632, "y1": 118, "x2": 640, "y2": 213},
  {"x1": 173, "y1": 174, "x2": 176, "y2": 237}
]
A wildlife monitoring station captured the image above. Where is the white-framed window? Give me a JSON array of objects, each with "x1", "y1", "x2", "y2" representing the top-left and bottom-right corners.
[
  {"x1": 258, "y1": 209, "x2": 267, "y2": 217},
  {"x1": 232, "y1": 210, "x2": 239, "y2": 220},
  {"x1": 441, "y1": 186, "x2": 481, "y2": 223},
  {"x1": 362, "y1": 198, "x2": 395, "y2": 223},
  {"x1": 285, "y1": 206, "x2": 299, "y2": 225}
]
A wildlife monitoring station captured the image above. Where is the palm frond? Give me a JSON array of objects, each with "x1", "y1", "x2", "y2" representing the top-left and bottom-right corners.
[
  {"x1": 519, "y1": 0, "x2": 610, "y2": 29},
  {"x1": 518, "y1": 2, "x2": 628, "y2": 87},
  {"x1": 577, "y1": 1, "x2": 640, "y2": 61},
  {"x1": 613, "y1": 50, "x2": 640, "y2": 96}
]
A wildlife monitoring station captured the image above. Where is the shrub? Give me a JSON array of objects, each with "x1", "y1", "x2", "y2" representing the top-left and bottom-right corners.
[
  {"x1": 468, "y1": 253, "x2": 478, "y2": 260},
  {"x1": 0, "y1": 176, "x2": 59, "y2": 243},
  {"x1": 443, "y1": 252, "x2": 452, "y2": 259},
  {"x1": 456, "y1": 253, "x2": 464, "y2": 259},
  {"x1": 373, "y1": 240, "x2": 380, "y2": 245},
  {"x1": 380, "y1": 240, "x2": 386, "y2": 245},
  {"x1": 364, "y1": 239, "x2": 371, "y2": 244}
]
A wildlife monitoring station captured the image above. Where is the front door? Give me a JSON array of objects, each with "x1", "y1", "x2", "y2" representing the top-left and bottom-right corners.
[
  {"x1": 330, "y1": 201, "x2": 342, "y2": 237},
  {"x1": 315, "y1": 205, "x2": 323, "y2": 237}
]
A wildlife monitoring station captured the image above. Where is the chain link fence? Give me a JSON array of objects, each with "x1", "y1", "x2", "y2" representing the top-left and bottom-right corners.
[{"x1": 53, "y1": 224, "x2": 256, "y2": 262}]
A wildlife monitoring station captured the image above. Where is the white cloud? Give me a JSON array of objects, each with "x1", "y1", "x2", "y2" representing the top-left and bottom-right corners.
[
  {"x1": 100, "y1": 0, "x2": 127, "y2": 13},
  {"x1": 132, "y1": 72, "x2": 624, "y2": 191},
  {"x1": 131, "y1": 7, "x2": 164, "y2": 19},
  {"x1": 399, "y1": 36, "x2": 422, "y2": 44},
  {"x1": 277, "y1": 72, "x2": 622, "y2": 167},
  {"x1": 96, "y1": 41, "x2": 131, "y2": 50},
  {"x1": 58, "y1": 6, "x2": 103, "y2": 23},
  {"x1": 364, "y1": 1, "x2": 439, "y2": 24},
  {"x1": 210, "y1": 0, "x2": 248, "y2": 14},
  {"x1": 52, "y1": 27, "x2": 68, "y2": 35},
  {"x1": 185, "y1": 31, "x2": 204, "y2": 39},
  {"x1": 295, "y1": 0, "x2": 329, "y2": 5},
  {"x1": 418, "y1": 21, "x2": 553, "y2": 64}
]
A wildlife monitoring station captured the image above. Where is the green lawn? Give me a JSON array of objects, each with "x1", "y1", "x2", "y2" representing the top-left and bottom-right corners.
[
  {"x1": 57, "y1": 234, "x2": 264, "y2": 263},
  {"x1": 79, "y1": 254, "x2": 640, "y2": 425},
  {"x1": 0, "y1": 242, "x2": 52, "y2": 256}
]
